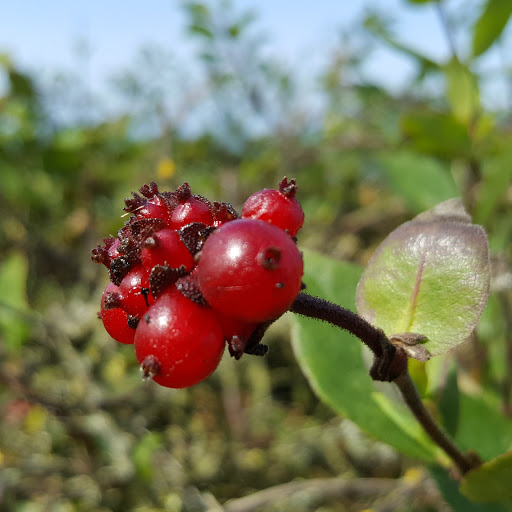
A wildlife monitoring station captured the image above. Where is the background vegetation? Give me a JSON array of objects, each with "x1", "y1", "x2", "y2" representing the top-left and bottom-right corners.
[{"x1": 1, "y1": 1, "x2": 512, "y2": 510}]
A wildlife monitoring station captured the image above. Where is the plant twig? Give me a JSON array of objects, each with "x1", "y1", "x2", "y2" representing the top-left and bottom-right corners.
[
  {"x1": 290, "y1": 293, "x2": 407, "y2": 381},
  {"x1": 213, "y1": 476, "x2": 398, "y2": 512},
  {"x1": 394, "y1": 371, "x2": 479, "y2": 475},
  {"x1": 289, "y1": 293, "x2": 481, "y2": 475},
  {"x1": 435, "y1": 0, "x2": 458, "y2": 60}
]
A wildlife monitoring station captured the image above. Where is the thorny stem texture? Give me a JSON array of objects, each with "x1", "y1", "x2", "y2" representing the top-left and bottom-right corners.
[{"x1": 289, "y1": 292, "x2": 480, "y2": 476}]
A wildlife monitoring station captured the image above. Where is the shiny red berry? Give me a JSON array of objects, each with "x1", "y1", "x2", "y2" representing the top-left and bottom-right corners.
[
  {"x1": 118, "y1": 265, "x2": 153, "y2": 317},
  {"x1": 91, "y1": 236, "x2": 122, "y2": 269},
  {"x1": 124, "y1": 182, "x2": 173, "y2": 225},
  {"x1": 100, "y1": 282, "x2": 137, "y2": 344},
  {"x1": 140, "y1": 228, "x2": 195, "y2": 272},
  {"x1": 196, "y1": 219, "x2": 303, "y2": 323},
  {"x1": 134, "y1": 289, "x2": 225, "y2": 388},
  {"x1": 168, "y1": 183, "x2": 213, "y2": 229},
  {"x1": 217, "y1": 312, "x2": 259, "y2": 344},
  {"x1": 241, "y1": 177, "x2": 304, "y2": 236}
]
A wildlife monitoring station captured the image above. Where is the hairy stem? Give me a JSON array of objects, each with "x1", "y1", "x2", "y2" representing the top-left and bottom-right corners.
[
  {"x1": 394, "y1": 372, "x2": 478, "y2": 475},
  {"x1": 290, "y1": 293, "x2": 407, "y2": 381},
  {"x1": 290, "y1": 293, "x2": 385, "y2": 354},
  {"x1": 289, "y1": 292, "x2": 480, "y2": 475}
]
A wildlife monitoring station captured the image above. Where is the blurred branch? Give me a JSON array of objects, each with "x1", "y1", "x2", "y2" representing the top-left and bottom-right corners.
[
  {"x1": 338, "y1": 201, "x2": 408, "y2": 235},
  {"x1": 291, "y1": 294, "x2": 480, "y2": 476},
  {"x1": 435, "y1": 1, "x2": 458, "y2": 60},
  {"x1": 214, "y1": 476, "x2": 398, "y2": 512},
  {"x1": 394, "y1": 372, "x2": 479, "y2": 475}
]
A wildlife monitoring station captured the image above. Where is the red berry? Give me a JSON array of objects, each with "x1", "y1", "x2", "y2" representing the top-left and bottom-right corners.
[
  {"x1": 91, "y1": 236, "x2": 122, "y2": 269},
  {"x1": 140, "y1": 228, "x2": 195, "y2": 272},
  {"x1": 118, "y1": 265, "x2": 153, "y2": 317},
  {"x1": 168, "y1": 183, "x2": 213, "y2": 229},
  {"x1": 211, "y1": 201, "x2": 239, "y2": 227},
  {"x1": 170, "y1": 197, "x2": 213, "y2": 229},
  {"x1": 137, "y1": 200, "x2": 172, "y2": 224},
  {"x1": 217, "y1": 312, "x2": 258, "y2": 343},
  {"x1": 124, "y1": 183, "x2": 173, "y2": 225},
  {"x1": 134, "y1": 289, "x2": 225, "y2": 388},
  {"x1": 196, "y1": 219, "x2": 303, "y2": 323},
  {"x1": 241, "y1": 177, "x2": 304, "y2": 236},
  {"x1": 107, "y1": 238, "x2": 122, "y2": 262},
  {"x1": 100, "y1": 282, "x2": 136, "y2": 344}
]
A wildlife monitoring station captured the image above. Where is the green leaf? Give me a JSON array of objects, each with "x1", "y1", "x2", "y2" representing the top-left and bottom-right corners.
[
  {"x1": 133, "y1": 432, "x2": 162, "y2": 482},
  {"x1": 8, "y1": 69, "x2": 36, "y2": 99},
  {"x1": 472, "y1": 0, "x2": 512, "y2": 57},
  {"x1": 400, "y1": 111, "x2": 472, "y2": 159},
  {"x1": 0, "y1": 53, "x2": 12, "y2": 68},
  {"x1": 455, "y1": 393, "x2": 512, "y2": 461},
  {"x1": 408, "y1": 359, "x2": 429, "y2": 396},
  {"x1": 460, "y1": 451, "x2": 512, "y2": 505},
  {"x1": 379, "y1": 150, "x2": 458, "y2": 213},
  {"x1": 227, "y1": 24, "x2": 241, "y2": 38},
  {"x1": 364, "y1": 13, "x2": 439, "y2": 76},
  {"x1": 291, "y1": 250, "x2": 439, "y2": 461},
  {"x1": 184, "y1": 2, "x2": 213, "y2": 38},
  {"x1": 444, "y1": 58, "x2": 480, "y2": 124},
  {"x1": 429, "y1": 465, "x2": 508, "y2": 512},
  {"x1": 438, "y1": 365, "x2": 460, "y2": 438},
  {"x1": 188, "y1": 24, "x2": 214, "y2": 38},
  {"x1": 474, "y1": 149, "x2": 512, "y2": 225},
  {"x1": 0, "y1": 252, "x2": 30, "y2": 351},
  {"x1": 477, "y1": 294, "x2": 506, "y2": 381},
  {"x1": 356, "y1": 199, "x2": 490, "y2": 356}
]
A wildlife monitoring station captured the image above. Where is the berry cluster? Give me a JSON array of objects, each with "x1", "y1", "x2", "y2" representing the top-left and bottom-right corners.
[{"x1": 92, "y1": 178, "x2": 304, "y2": 388}]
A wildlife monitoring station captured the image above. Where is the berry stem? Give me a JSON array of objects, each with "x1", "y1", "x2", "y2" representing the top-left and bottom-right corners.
[
  {"x1": 289, "y1": 292, "x2": 480, "y2": 475},
  {"x1": 393, "y1": 371, "x2": 479, "y2": 475},
  {"x1": 289, "y1": 293, "x2": 406, "y2": 381}
]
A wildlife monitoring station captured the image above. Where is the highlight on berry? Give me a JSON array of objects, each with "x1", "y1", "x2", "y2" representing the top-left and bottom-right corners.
[{"x1": 92, "y1": 179, "x2": 305, "y2": 389}]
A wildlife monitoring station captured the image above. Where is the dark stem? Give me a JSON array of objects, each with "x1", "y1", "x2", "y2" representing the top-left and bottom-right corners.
[
  {"x1": 394, "y1": 372, "x2": 479, "y2": 475},
  {"x1": 289, "y1": 293, "x2": 480, "y2": 475},
  {"x1": 290, "y1": 293, "x2": 407, "y2": 381}
]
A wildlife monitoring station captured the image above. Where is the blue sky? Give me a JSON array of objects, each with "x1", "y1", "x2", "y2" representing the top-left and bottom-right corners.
[
  {"x1": 0, "y1": 1, "x2": 447, "y2": 86},
  {"x1": 0, "y1": 0, "x2": 508, "y2": 114}
]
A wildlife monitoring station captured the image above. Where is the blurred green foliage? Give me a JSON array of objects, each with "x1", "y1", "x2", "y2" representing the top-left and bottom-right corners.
[{"x1": 1, "y1": 1, "x2": 512, "y2": 510}]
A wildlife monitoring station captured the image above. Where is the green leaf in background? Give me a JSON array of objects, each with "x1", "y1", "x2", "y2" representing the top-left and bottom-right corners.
[
  {"x1": 438, "y1": 365, "x2": 460, "y2": 438},
  {"x1": 133, "y1": 432, "x2": 162, "y2": 483},
  {"x1": 364, "y1": 13, "x2": 439, "y2": 78},
  {"x1": 0, "y1": 251, "x2": 30, "y2": 351},
  {"x1": 472, "y1": 0, "x2": 512, "y2": 57},
  {"x1": 460, "y1": 451, "x2": 512, "y2": 505},
  {"x1": 379, "y1": 150, "x2": 458, "y2": 213},
  {"x1": 455, "y1": 394, "x2": 512, "y2": 462},
  {"x1": 444, "y1": 58, "x2": 480, "y2": 124},
  {"x1": 184, "y1": 2, "x2": 214, "y2": 38},
  {"x1": 477, "y1": 293, "x2": 506, "y2": 381},
  {"x1": 429, "y1": 465, "x2": 508, "y2": 512},
  {"x1": 400, "y1": 111, "x2": 472, "y2": 159},
  {"x1": 291, "y1": 249, "x2": 440, "y2": 461},
  {"x1": 474, "y1": 149, "x2": 512, "y2": 226},
  {"x1": 356, "y1": 199, "x2": 490, "y2": 356}
]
